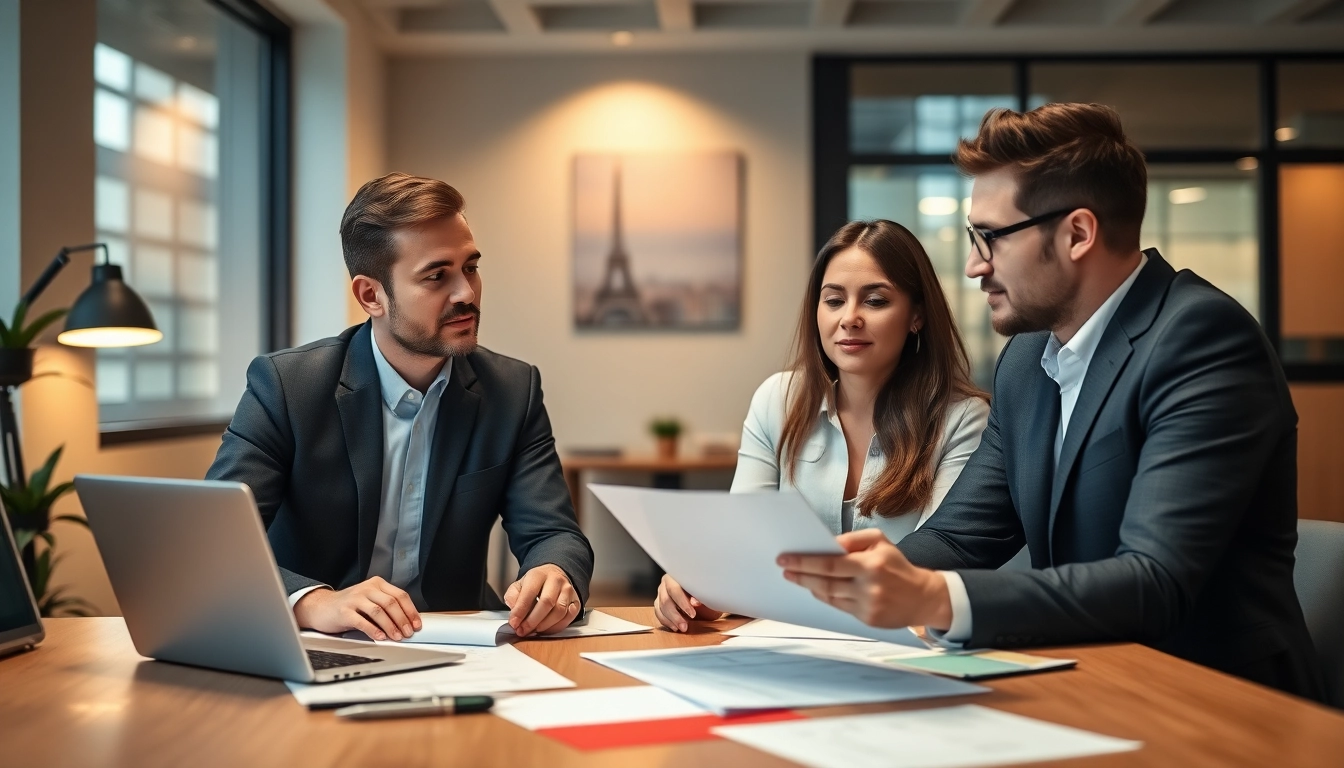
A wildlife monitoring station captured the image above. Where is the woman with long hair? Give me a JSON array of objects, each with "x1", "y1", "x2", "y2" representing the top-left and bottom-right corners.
[{"x1": 654, "y1": 220, "x2": 990, "y2": 632}]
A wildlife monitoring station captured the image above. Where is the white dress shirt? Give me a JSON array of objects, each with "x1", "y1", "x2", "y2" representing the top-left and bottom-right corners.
[
  {"x1": 288, "y1": 330, "x2": 451, "y2": 608},
  {"x1": 731, "y1": 371, "x2": 990, "y2": 540},
  {"x1": 937, "y1": 254, "x2": 1147, "y2": 643}
]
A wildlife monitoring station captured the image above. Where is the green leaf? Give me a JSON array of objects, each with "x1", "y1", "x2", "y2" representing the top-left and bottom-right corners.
[
  {"x1": 51, "y1": 513, "x2": 89, "y2": 529},
  {"x1": 13, "y1": 528, "x2": 34, "y2": 552},
  {"x1": 7, "y1": 300, "x2": 28, "y2": 346},
  {"x1": 12, "y1": 307, "x2": 68, "y2": 348},
  {"x1": 28, "y1": 445, "x2": 63, "y2": 499},
  {"x1": 0, "y1": 310, "x2": 9, "y2": 346},
  {"x1": 40, "y1": 482, "x2": 75, "y2": 510}
]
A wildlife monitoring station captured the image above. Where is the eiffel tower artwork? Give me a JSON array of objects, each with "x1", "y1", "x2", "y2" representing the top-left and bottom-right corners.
[{"x1": 584, "y1": 163, "x2": 649, "y2": 327}]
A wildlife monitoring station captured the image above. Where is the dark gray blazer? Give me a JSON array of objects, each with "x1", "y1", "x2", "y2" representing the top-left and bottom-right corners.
[
  {"x1": 899, "y1": 250, "x2": 1324, "y2": 701},
  {"x1": 206, "y1": 322, "x2": 593, "y2": 612}
]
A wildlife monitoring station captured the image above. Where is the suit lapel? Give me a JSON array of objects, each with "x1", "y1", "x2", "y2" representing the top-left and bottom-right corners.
[
  {"x1": 335, "y1": 323, "x2": 385, "y2": 581},
  {"x1": 419, "y1": 355, "x2": 482, "y2": 575},
  {"x1": 1020, "y1": 367, "x2": 1059, "y2": 566},
  {"x1": 1047, "y1": 249, "x2": 1175, "y2": 551}
]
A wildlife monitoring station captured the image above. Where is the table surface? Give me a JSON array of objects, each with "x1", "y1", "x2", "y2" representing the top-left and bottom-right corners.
[{"x1": 3, "y1": 608, "x2": 1342, "y2": 768}]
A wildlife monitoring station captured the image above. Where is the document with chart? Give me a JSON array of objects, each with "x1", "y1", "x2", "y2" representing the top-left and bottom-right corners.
[{"x1": 588, "y1": 484, "x2": 927, "y2": 647}]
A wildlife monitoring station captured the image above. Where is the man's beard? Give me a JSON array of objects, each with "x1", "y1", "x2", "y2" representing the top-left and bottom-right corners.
[
  {"x1": 986, "y1": 240, "x2": 1070, "y2": 337},
  {"x1": 387, "y1": 300, "x2": 481, "y2": 357}
]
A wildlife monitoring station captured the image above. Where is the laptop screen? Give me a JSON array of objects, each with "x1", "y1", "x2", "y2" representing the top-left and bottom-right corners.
[{"x1": 0, "y1": 514, "x2": 40, "y2": 638}]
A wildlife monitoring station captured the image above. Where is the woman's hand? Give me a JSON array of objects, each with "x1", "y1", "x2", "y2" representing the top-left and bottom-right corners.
[{"x1": 653, "y1": 574, "x2": 723, "y2": 632}]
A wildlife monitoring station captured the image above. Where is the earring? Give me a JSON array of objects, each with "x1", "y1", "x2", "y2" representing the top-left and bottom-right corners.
[{"x1": 910, "y1": 329, "x2": 921, "y2": 354}]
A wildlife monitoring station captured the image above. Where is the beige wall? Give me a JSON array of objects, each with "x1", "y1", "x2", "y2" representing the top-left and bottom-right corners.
[
  {"x1": 387, "y1": 53, "x2": 811, "y2": 585},
  {"x1": 387, "y1": 53, "x2": 811, "y2": 451}
]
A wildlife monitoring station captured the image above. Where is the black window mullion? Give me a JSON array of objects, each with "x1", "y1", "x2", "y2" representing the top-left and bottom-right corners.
[{"x1": 1259, "y1": 56, "x2": 1282, "y2": 356}]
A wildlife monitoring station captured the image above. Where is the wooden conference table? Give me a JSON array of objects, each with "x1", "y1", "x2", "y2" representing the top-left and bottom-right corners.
[{"x1": 2, "y1": 608, "x2": 1342, "y2": 768}]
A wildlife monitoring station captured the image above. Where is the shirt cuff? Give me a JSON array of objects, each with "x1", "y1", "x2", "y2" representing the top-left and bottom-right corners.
[
  {"x1": 925, "y1": 571, "x2": 972, "y2": 648},
  {"x1": 287, "y1": 584, "x2": 331, "y2": 610}
]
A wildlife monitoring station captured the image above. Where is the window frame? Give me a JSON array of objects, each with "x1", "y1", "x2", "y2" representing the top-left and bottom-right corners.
[
  {"x1": 813, "y1": 52, "x2": 1344, "y2": 383},
  {"x1": 98, "y1": 0, "x2": 292, "y2": 447}
]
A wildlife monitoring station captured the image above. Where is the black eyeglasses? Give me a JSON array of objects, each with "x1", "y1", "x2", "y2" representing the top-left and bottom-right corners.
[{"x1": 966, "y1": 207, "x2": 1077, "y2": 263}]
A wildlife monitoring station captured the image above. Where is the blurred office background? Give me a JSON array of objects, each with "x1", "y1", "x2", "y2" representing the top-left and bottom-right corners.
[{"x1": 2, "y1": 0, "x2": 1343, "y2": 613}]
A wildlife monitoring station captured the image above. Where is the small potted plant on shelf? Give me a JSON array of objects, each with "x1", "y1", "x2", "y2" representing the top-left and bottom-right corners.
[
  {"x1": 649, "y1": 417, "x2": 684, "y2": 460},
  {"x1": 0, "y1": 300, "x2": 67, "y2": 386},
  {"x1": 0, "y1": 445, "x2": 94, "y2": 616}
]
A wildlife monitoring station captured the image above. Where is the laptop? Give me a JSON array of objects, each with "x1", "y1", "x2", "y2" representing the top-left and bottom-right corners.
[
  {"x1": 74, "y1": 475, "x2": 461, "y2": 683},
  {"x1": 0, "y1": 505, "x2": 44, "y2": 660}
]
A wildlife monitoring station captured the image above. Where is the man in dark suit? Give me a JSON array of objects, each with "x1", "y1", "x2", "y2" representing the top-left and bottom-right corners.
[
  {"x1": 779, "y1": 103, "x2": 1323, "y2": 700},
  {"x1": 208, "y1": 173, "x2": 593, "y2": 643}
]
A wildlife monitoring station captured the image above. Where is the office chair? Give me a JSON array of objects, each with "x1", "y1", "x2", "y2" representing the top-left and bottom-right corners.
[{"x1": 1294, "y1": 519, "x2": 1344, "y2": 708}]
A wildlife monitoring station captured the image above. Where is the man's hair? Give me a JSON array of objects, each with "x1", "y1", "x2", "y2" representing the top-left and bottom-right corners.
[
  {"x1": 955, "y1": 103, "x2": 1147, "y2": 252},
  {"x1": 339, "y1": 172, "x2": 466, "y2": 295}
]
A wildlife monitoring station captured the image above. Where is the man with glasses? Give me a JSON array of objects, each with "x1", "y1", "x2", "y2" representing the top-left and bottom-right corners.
[{"x1": 779, "y1": 102, "x2": 1324, "y2": 701}]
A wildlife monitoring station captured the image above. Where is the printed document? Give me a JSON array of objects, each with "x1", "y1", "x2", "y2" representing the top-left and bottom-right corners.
[
  {"x1": 406, "y1": 610, "x2": 652, "y2": 646},
  {"x1": 588, "y1": 484, "x2": 925, "y2": 647},
  {"x1": 581, "y1": 645, "x2": 985, "y2": 715},
  {"x1": 713, "y1": 704, "x2": 1142, "y2": 768}
]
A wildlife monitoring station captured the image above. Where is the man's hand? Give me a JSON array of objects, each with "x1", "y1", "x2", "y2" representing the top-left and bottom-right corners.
[
  {"x1": 653, "y1": 574, "x2": 724, "y2": 632},
  {"x1": 504, "y1": 564, "x2": 580, "y2": 637},
  {"x1": 777, "y1": 529, "x2": 952, "y2": 630},
  {"x1": 293, "y1": 576, "x2": 422, "y2": 641}
]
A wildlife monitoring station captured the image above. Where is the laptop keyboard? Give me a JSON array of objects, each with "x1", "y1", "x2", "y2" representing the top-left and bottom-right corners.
[{"x1": 307, "y1": 649, "x2": 381, "y2": 670}]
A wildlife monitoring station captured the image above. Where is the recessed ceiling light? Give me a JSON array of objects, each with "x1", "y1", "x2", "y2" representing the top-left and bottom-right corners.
[
  {"x1": 918, "y1": 197, "x2": 959, "y2": 216},
  {"x1": 1168, "y1": 187, "x2": 1207, "y2": 205},
  {"x1": 1235, "y1": 157, "x2": 1259, "y2": 171},
  {"x1": 1276, "y1": 126, "x2": 1298, "y2": 142},
  {"x1": 611, "y1": 31, "x2": 633, "y2": 47}
]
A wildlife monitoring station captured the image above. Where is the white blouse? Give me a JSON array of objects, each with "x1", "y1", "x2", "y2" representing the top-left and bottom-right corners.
[{"x1": 731, "y1": 371, "x2": 990, "y2": 542}]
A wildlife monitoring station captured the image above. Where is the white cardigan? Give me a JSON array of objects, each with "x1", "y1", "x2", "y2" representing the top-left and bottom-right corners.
[{"x1": 731, "y1": 371, "x2": 990, "y2": 542}]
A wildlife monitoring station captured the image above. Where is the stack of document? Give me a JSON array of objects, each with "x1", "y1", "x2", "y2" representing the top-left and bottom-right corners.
[
  {"x1": 403, "y1": 610, "x2": 652, "y2": 646},
  {"x1": 713, "y1": 704, "x2": 1142, "y2": 768},
  {"x1": 581, "y1": 645, "x2": 986, "y2": 715},
  {"x1": 492, "y1": 687, "x2": 801, "y2": 750},
  {"x1": 287, "y1": 638, "x2": 575, "y2": 708}
]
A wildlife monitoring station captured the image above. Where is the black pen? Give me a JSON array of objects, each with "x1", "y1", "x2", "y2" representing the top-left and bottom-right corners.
[{"x1": 334, "y1": 695, "x2": 494, "y2": 720}]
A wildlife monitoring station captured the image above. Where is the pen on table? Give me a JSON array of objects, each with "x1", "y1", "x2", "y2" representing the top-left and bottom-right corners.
[{"x1": 334, "y1": 695, "x2": 494, "y2": 720}]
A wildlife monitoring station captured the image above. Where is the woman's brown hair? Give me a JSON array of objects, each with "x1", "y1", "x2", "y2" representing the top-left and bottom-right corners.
[{"x1": 777, "y1": 220, "x2": 986, "y2": 518}]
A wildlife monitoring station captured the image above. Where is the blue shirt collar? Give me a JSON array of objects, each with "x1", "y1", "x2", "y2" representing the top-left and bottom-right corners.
[{"x1": 369, "y1": 328, "x2": 451, "y2": 415}]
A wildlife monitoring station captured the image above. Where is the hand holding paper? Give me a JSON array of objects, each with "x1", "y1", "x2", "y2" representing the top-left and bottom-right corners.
[{"x1": 778, "y1": 528, "x2": 954, "y2": 632}]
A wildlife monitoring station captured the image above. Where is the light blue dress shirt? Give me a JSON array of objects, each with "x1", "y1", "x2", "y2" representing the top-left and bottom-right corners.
[
  {"x1": 938, "y1": 254, "x2": 1147, "y2": 644},
  {"x1": 287, "y1": 331, "x2": 451, "y2": 609},
  {"x1": 368, "y1": 330, "x2": 451, "y2": 590}
]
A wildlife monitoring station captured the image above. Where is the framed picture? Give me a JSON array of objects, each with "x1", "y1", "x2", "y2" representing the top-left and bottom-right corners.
[{"x1": 573, "y1": 152, "x2": 742, "y2": 331}]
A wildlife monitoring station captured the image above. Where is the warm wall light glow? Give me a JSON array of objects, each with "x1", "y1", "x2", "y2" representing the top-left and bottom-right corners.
[
  {"x1": 1168, "y1": 187, "x2": 1207, "y2": 205},
  {"x1": 1236, "y1": 157, "x2": 1259, "y2": 171},
  {"x1": 938, "y1": 226, "x2": 957, "y2": 242},
  {"x1": 57, "y1": 327, "x2": 163, "y2": 348},
  {"x1": 611, "y1": 31, "x2": 633, "y2": 47},
  {"x1": 918, "y1": 197, "x2": 959, "y2": 216},
  {"x1": 1277, "y1": 126, "x2": 1299, "y2": 142}
]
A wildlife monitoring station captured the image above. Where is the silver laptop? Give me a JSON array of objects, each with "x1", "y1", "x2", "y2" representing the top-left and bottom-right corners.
[{"x1": 74, "y1": 475, "x2": 461, "y2": 683}]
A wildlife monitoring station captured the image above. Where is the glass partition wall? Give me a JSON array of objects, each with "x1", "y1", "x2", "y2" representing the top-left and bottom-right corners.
[{"x1": 815, "y1": 55, "x2": 1344, "y2": 387}]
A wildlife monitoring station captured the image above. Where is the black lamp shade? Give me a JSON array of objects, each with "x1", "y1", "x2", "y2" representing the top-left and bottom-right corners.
[{"x1": 56, "y1": 264, "x2": 163, "y2": 348}]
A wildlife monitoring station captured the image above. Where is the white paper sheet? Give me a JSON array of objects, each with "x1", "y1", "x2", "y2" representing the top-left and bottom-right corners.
[
  {"x1": 286, "y1": 641, "x2": 575, "y2": 707},
  {"x1": 404, "y1": 610, "x2": 653, "y2": 646},
  {"x1": 720, "y1": 635, "x2": 937, "y2": 662},
  {"x1": 724, "y1": 618, "x2": 876, "y2": 641},
  {"x1": 492, "y1": 686, "x2": 709, "y2": 730},
  {"x1": 581, "y1": 645, "x2": 985, "y2": 715},
  {"x1": 713, "y1": 704, "x2": 1142, "y2": 768},
  {"x1": 588, "y1": 484, "x2": 925, "y2": 648}
]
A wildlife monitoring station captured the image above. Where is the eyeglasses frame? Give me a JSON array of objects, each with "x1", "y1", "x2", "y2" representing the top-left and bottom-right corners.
[{"x1": 966, "y1": 207, "x2": 1079, "y2": 263}]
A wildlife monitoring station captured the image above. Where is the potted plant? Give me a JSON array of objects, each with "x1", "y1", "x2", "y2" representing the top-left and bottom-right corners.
[
  {"x1": 649, "y1": 417, "x2": 684, "y2": 459},
  {"x1": 0, "y1": 300, "x2": 67, "y2": 386},
  {"x1": 0, "y1": 445, "x2": 95, "y2": 616}
]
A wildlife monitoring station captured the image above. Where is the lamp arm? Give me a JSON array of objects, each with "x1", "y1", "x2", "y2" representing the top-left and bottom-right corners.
[{"x1": 20, "y1": 243, "x2": 108, "y2": 307}]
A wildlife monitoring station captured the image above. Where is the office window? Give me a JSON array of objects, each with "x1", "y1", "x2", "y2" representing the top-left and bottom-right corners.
[
  {"x1": 850, "y1": 64, "x2": 1016, "y2": 155},
  {"x1": 1278, "y1": 62, "x2": 1344, "y2": 149},
  {"x1": 1143, "y1": 164, "x2": 1259, "y2": 319},
  {"x1": 93, "y1": 0, "x2": 287, "y2": 432}
]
